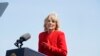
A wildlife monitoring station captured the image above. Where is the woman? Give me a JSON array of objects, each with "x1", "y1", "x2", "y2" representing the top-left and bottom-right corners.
[{"x1": 38, "y1": 13, "x2": 68, "y2": 56}]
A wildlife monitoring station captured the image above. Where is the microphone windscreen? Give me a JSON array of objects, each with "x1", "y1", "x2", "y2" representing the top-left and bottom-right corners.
[{"x1": 20, "y1": 33, "x2": 31, "y2": 41}]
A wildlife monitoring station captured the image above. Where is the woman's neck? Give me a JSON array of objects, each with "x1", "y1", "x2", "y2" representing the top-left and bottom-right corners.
[{"x1": 47, "y1": 29, "x2": 55, "y2": 33}]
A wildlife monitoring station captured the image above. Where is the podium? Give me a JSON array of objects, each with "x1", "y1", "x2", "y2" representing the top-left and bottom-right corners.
[{"x1": 6, "y1": 47, "x2": 46, "y2": 56}]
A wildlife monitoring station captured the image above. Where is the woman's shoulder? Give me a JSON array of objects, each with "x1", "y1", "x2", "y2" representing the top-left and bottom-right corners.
[
  {"x1": 39, "y1": 31, "x2": 46, "y2": 35},
  {"x1": 55, "y1": 30, "x2": 65, "y2": 34}
]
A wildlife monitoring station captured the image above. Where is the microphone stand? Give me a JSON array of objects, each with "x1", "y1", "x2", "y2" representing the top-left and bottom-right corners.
[
  {"x1": 14, "y1": 39, "x2": 23, "y2": 48},
  {"x1": 14, "y1": 37, "x2": 25, "y2": 48}
]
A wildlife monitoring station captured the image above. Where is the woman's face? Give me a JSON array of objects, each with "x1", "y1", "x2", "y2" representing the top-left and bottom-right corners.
[{"x1": 45, "y1": 16, "x2": 56, "y2": 31}]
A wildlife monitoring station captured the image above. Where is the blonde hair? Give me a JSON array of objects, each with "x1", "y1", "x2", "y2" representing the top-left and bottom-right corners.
[{"x1": 44, "y1": 13, "x2": 59, "y2": 31}]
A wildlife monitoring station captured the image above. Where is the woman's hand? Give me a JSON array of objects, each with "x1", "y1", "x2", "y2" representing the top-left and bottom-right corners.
[{"x1": 41, "y1": 42, "x2": 51, "y2": 50}]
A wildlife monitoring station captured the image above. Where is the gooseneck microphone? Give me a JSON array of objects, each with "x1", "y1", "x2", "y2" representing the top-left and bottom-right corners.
[{"x1": 14, "y1": 33, "x2": 31, "y2": 48}]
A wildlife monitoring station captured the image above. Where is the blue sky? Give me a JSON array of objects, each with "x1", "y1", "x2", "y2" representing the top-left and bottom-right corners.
[{"x1": 0, "y1": 0, "x2": 100, "y2": 56}]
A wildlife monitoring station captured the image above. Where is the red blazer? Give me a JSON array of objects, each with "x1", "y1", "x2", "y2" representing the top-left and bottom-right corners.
[{"x1": 38, "y1": 30, "x2": 68, "y2": 56}]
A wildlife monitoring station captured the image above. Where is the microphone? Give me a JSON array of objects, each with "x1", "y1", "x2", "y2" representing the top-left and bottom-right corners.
[
  {"x1": 14, "y1": 33, "x2": 31, "y2": 48},
  {"x1": 20, "y1": 33, "x2": 31, "y2": 41}
]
